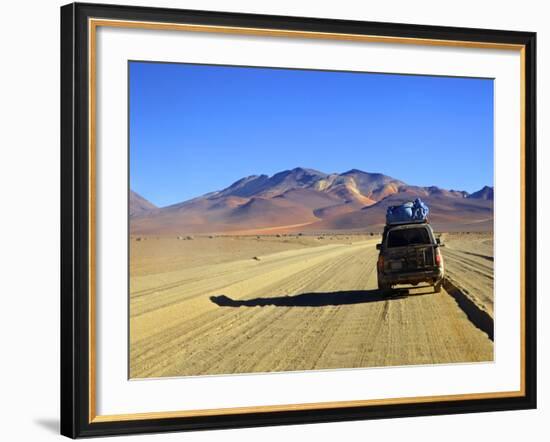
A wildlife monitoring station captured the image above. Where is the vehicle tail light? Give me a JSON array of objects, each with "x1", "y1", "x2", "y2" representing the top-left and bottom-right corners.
[
  {"x1": 377, "y1": 256, "x2": 384, "y2": 272},
  {"x1": 435, "y1": 248, "x2": 442, "y2": 267}
]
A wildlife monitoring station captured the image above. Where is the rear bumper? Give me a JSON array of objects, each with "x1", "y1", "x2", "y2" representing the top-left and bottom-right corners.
[{"x1": 379, "y1": 268, "x2": 443, "y2": 286}]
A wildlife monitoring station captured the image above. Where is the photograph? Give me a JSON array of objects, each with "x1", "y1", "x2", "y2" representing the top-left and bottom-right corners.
[{"x1": 128, "y1": 61, "x2": 495, "y2": 379}]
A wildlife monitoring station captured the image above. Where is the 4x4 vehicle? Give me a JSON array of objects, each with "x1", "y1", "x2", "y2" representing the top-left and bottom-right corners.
[{"x1": 376, "y1": 222, "x2": 445, "y2": 293}]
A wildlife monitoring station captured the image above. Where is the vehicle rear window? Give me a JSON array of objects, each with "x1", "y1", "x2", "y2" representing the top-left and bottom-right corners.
[{"x1": 387, "y1": 228, "x2": 431, "y2": 248}]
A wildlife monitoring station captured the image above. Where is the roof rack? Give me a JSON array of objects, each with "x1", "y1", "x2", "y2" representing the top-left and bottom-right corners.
[{"x1": 386, "y1": 219, "x2": 428, "y2": 226}]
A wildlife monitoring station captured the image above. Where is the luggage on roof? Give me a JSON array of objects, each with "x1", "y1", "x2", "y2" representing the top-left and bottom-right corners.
[{"x1": 386, "y1": 198, "x2": 429, "y2": 225}]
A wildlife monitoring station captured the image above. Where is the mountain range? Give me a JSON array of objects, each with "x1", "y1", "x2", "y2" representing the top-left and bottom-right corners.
[
  {"x1": 130, "y1": 190, "x2": 158, "y2": 217},
  {"x1": 130, "y1": 168, "x2": 493, "y2": 234}
]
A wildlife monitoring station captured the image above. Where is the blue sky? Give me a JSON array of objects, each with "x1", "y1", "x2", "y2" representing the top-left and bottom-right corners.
[{"x1": 130, "y1": 61, "x2": 493, "y2": 207}]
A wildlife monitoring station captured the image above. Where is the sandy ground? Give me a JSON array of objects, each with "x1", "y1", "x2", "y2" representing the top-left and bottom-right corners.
[
  {"x1": 440, "y1": 233, "x2": 494, "y2": 316},
  {"x1": 129, "y1": 233, "x2": 494, "y2": 378}
]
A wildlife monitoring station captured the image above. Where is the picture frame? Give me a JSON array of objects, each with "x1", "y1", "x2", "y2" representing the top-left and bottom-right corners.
[{"x1": 60, "y1": 2, "x2": 537, "y2": 438}]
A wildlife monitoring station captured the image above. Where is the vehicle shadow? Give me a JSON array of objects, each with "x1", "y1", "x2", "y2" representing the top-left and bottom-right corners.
[{"x1": 210, "y1": 288, "x2": 429, "y2": 308}]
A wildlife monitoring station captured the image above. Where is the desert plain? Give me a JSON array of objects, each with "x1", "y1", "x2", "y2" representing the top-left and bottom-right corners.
[{"x1": 129, "y1": 231, "x2": 494, "y2": 378}]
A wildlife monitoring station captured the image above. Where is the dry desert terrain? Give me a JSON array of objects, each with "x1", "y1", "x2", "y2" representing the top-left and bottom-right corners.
[{"x1": 129, "y1": 232, "x2": 494, "y2": 378}]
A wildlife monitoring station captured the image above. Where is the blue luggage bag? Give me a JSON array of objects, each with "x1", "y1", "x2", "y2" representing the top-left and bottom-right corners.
[{"x1": 386, "y1": 198, "x2": 429, "y2": 225}]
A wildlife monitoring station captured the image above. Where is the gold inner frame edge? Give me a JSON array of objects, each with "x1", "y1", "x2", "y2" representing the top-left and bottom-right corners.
[{"x1": 87, "y1": 17, "x2": 527, "y2": 424}]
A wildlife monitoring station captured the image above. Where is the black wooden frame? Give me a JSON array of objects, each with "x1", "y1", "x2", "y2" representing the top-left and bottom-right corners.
[{"x1": 61, "y1": 2, "x2": 537, "y2": 438}]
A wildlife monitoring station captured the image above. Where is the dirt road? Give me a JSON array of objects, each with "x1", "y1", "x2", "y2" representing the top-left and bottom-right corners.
[
  {"x1": 130, "y1": 237, "x2": 493, "y2": 378},
  {"x1": 442, "y1": 233, "x2": 494, "y2": 317}
]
